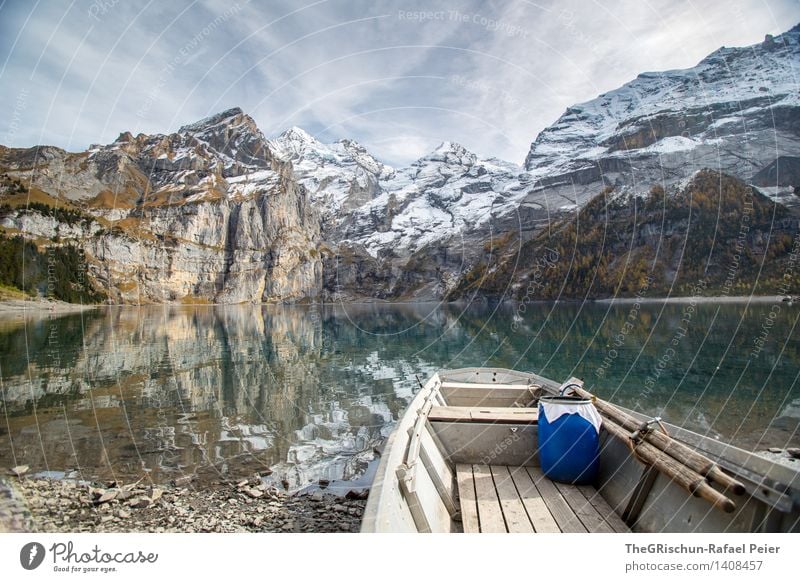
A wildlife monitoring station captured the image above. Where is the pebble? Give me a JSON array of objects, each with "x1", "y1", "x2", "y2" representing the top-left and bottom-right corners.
[
  {"x1": 345, "y1": 489, "x2": 369, "y2": 500},
  {"x1": 117, "y1": 490, "x2": 135, "y2": 501},
  {"x1": 128, "y1": 497, "x2": 151, "y2": 509},
  {"x1": 10, "y1": 465, "x2": 29, "y2": 477},
  {"x1": 95, "y1": 491, "x2": 118, "y2": 504}
]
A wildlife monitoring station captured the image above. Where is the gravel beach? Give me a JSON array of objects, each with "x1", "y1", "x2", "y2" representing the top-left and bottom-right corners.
[{"x1": 0, "y1": 475, "x2": 366, "y2": 533}]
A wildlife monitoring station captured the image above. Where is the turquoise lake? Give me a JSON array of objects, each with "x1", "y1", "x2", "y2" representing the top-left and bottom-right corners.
[{"x1": 0, "y1": 301, "x2": 798, "y2": 489}]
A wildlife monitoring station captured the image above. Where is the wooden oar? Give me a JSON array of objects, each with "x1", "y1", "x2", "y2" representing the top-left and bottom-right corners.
[
  {"x1": 569, "y1": 385, "x2": 746, "y2": 495},
  {"x1": 602, "y1": 417, "x2": 736, "y2": 513}
]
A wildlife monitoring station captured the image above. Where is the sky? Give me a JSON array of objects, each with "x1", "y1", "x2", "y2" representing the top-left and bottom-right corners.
[{"x1": 0, "y1": 0, "x2": 797, "y2": 167}]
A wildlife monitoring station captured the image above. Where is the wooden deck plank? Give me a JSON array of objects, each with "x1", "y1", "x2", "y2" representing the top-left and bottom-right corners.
[
  {"x1": 554, "y1": 481, "x2": 615, "y2": 533},
  {"x1": 490, "y1": 465, "x2": 534, "y2": 533},
  {"x1": 526, "y1": 467, "x2": 587, "y2": 533},
  {"x1": 508, "y1": 466, "x2": 561, "y2": 533},
  {"x1": 455, "y1": 464, "x2": 480, "y2": 533},
  {"x1": 472, "y1": 465, "x2": 507, "y2": 532},
  {"x1": 577, "y1": 485, "x2": 630, "y2": 533},
  {"x1": 458, "y1": 464, "x2": 626, "y2": 534}
]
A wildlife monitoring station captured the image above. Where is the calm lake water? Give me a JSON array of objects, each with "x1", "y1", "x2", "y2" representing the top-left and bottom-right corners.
[{"x1": 1, "y1": 301, "x2": 798, "y2": 489}]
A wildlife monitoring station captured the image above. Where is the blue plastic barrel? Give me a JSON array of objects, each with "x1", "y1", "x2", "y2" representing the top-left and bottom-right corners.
[{"x1": 538, "y1": 395, "x2": 600, "y2": 484}]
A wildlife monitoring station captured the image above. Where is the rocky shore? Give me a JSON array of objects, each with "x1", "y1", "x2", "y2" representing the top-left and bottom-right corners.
[{"x1": 0, "y1": 474, "x2": 366, "y2": 533}]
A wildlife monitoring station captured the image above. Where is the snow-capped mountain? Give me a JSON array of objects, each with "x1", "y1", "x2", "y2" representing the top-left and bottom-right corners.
[
  {"x1": 1, "y1": 24, "x2": 798, "y2": 304},
  {"x1": 268, "y1": 126, "x2": 394, "y2": 221},
  {"x1": 524, "y1": 25, "x2": 800, "y2": 208},
  {"x1": 341, "y1": 141, "x2": 538, "y2": 258},
  {"x1": 265, "y1": 130, "x2": 556, "y2": 275}
]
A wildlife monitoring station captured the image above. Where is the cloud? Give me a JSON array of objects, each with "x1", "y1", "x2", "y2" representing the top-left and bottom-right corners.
[{"x1": 0, "y1": 0, "x2": 797, "y2": 166}]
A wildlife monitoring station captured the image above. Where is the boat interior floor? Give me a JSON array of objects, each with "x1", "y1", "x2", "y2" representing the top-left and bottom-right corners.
[{"x1": 456, "y1": 464, "x2": 631, "y2": 533}]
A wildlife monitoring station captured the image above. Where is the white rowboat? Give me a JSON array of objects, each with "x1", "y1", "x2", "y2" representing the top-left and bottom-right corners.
[{"x1": 361, "y1": 368, "x2": 800, "y2": 533}]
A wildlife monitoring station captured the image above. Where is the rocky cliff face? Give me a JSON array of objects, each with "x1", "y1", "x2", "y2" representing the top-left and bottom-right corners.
[
  {"x1": 1, "y1": 25, "x2": 798, "y2": 304},
  {"x1": 1, "y1": 108, "x2": 322, "y2": 303}
]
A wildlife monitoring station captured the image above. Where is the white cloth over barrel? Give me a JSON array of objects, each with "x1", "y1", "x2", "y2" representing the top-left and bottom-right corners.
[{"x1": 540, "y1": 401, "x2": 602, "y2": 434}]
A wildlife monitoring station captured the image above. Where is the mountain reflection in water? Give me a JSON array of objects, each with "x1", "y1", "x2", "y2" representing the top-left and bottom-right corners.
[{"x1": 0, "y1": 301, "x2": 798, "y2": 488}]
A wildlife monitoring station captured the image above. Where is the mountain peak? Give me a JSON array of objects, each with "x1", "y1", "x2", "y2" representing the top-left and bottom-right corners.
[
  {"x1": 171, "y1": 107, "x2": 271, "y2": 169},
  {"x1": 279, "y1": 126, "x2": 319, "y2": 144},
  {"x1": 435, "y1": 141, "x2": 467, "y2": 153},
  {"x1": 418, "y1": 141, "x2": 477, "y2": 166},
  {"x1": 270, "y1": 127, "x2": 327, "y2": 162},
  {"x1": 178, "y1": 107, "x2": 249, "y2": 134}
]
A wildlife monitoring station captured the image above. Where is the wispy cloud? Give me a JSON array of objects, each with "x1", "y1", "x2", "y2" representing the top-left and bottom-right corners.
[{"x1": 0, "y1": 0, "x2": 796, "y2": 166}]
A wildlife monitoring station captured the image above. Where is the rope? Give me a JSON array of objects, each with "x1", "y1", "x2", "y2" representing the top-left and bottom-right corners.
[{"x1": 625, "y1": 416, "x2": 667, "y2": 464}]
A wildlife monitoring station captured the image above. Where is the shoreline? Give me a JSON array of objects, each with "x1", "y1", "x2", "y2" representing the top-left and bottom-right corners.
[
  {"x1": 0, "y1": 298, "x2": 99, "y2": 315},
  {"x1": 593, "y1": 294, "x2": 792, "y2": 305},
  {"x1": 0, "y1": 294, "x2": 795, "y2": 314}
]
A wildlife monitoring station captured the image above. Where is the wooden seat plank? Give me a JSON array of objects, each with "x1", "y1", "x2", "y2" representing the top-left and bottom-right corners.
[
  {"x1": 440, "y1": 381, "x2": 532, "y2": 390},
  {"x1": 472, "y1": 465, "x2": 507, "y2": 532},
  {"x1": 508, "y1": 466, "x2": 560, "y2": 533},
  {"x1": 429, "y1": 406, "x2": 538, "y2": 424},
  {"x1": 577, "y1": 485, "x2": 630, "y2": 533},
  {"x1": 439, "y1": 383, "x2": 538, "y2": 407},
  {"x1": 525, "y1": 467, "x2": 587, "y2": 533},
  {"x1": 455, "y1": 464, "x2": 480, "y2": 533},
  {"x1": 490, "y1": 465, "x2": 535, "y2": 533},
  {"x1": 554, "y1": 481, "x2": 614, "y2": 533}
]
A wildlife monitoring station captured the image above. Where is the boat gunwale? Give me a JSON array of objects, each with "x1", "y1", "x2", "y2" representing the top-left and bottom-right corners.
[{"x1": 360, "y1": 372, "x2": 441, "y2": 532}]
